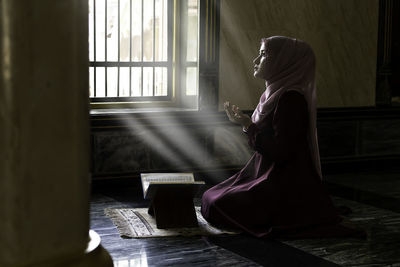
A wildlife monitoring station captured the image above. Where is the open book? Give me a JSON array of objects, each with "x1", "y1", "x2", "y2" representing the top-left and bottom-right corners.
[{"x1": 140, "y1": 173, "x2": 205, "y2": 200}]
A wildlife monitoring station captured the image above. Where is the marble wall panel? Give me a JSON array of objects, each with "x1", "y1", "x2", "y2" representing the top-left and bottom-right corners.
[
  {"x1": 92, "y1": 131, "x2": 150, "y2": 174},
  {"x1": 360, "y1": 119, "x2": 400, "y2": 155},
  {"x1": 219, "y1": 0, "x2": 379, "y2": 110},
  {"x1": 317, "y1": 121, "x2": 357, "y2": 158},
  {"x1": 145, "y1": 127, "x2": 208, "y2": 170},
  {"x1": 92, "y1": 124, "x2": 253, "y2": 177},
  {"x1": 91, "y1": 115, "x2": 400, "y2": 179}
]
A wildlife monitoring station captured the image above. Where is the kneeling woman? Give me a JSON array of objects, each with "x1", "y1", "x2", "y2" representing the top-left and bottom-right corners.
[{"x1": 201, "y1": 36, "x2": 342, "y2": 238}]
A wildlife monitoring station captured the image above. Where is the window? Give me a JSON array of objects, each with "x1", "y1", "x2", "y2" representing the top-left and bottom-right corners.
[{"x1": 88, "y1": 0, "x2": 199, "y2": 109}]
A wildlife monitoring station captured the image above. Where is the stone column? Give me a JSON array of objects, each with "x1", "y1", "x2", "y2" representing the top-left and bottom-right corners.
[{"x1": 0, "y1": 0, "x2": 112, "y2": 266}]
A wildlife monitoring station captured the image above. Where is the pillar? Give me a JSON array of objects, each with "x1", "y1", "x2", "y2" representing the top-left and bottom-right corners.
[{"x1": 0, "y1": 0, "x2": 112, "y2": 266}]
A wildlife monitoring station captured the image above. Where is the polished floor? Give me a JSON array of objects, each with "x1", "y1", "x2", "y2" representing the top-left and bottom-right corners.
[{"x1": 91, "y1": 171, "x2": 400, "y2": 266}]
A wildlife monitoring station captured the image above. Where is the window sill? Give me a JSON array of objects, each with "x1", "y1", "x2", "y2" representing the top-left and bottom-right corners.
[
  {"x1": 90, "y1": 107, "x2": 228, "y2": 131},
  {"x1": 90, "y1": 106, "x2": 198, "y2": 116}
]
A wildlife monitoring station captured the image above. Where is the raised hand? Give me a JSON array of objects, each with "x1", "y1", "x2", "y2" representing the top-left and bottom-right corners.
[{"x1": 224, "y1": 101, "x2": 252, "y2": 129}]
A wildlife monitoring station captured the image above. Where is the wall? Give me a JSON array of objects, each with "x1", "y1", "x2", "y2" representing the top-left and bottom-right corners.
[
  {"x1": 91, "y1": 108, "x2": 400, "y2": 183},
  {"x1": 218, "y1": 0, "x2": 379, "y2": 110},
  {"x1": 90, "y1": 1, "x2": 400, "y2": 185}
]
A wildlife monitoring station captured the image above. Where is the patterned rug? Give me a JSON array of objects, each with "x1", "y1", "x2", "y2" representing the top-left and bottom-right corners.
[{"x1": 105, "y1": 206, "x2": 239, "y2": 238}]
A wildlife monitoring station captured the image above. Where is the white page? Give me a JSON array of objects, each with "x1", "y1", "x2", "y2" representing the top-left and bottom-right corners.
[{"x1": 140, "y1": 173, "x2": 195, "y2": 196}]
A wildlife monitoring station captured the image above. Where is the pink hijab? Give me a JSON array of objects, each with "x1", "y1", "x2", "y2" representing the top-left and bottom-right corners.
[{"x1": 251, "y1": 36, "x2": 322, "y2": 178}]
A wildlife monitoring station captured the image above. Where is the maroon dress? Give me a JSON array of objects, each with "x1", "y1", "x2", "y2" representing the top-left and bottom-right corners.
[{"x1": 201, "y1": 90, "x2": 343, "y2": 238}]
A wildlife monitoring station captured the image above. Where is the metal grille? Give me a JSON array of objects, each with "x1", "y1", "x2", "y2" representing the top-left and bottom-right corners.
[{"x1": 89, "y1": 0, "x2": 173, "y2": 102}]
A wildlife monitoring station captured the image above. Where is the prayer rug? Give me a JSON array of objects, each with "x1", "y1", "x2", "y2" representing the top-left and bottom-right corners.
[{"x1": 104, "y1": 206, "x2": 239, "y2": 238}]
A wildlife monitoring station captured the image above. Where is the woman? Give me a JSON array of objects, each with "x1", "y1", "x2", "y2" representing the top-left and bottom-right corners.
[{"x1": 201, "y1": 36, "x2": 347, "y2": 238}]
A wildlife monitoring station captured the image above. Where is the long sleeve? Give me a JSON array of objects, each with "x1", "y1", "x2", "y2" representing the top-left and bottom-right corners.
[{"x1": 246, "y1": 90, "x2": 309, "y2": 162}]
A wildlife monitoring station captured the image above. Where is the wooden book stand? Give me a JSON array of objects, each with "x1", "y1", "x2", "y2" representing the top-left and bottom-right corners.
[{"x1": 145, "y1": 183, "x2": 204, "y2": 229}]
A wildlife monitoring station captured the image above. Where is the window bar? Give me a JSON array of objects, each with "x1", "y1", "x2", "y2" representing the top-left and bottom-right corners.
[
  {"x1": 209, "y1": 0, "x2": 213, "y2": 63},
  {"x1": 89, "y1": 61, "x2": 168, "y2": 67},
  {"x1": 105, "y1": 0, "x2": 108, "y2": 97},
  {"x1": 152, "y1": 0, "x2": 155, "y2": 96},
  {"x1": 214, "y1": 0, "x2": 217, "y2": 62},
  {"x1": 161, "y1": 0, "x2": 165, "y2": 94},
  {"x1": 141, "y1": 0, "x2": 144, "y2": 96},
  {"x1": 162, "y1": 0, "x2": 165, "y2": 93},
  {"x1": 93, "y1": 0, "x2": 97, "y2": 97},
  {"x1": 167, "y1": 0, "x2": 173, "y2": 98},
  {"x1": 117, "y1": 0, "x2": 120, "y2": 96},
  {"x1": 211, "y1": 0, "x2": 214, "y2": 62},
  {"x1": 182, "y1": 0, "x2": 188, "y2": 96},
  {"x1": 129, "y1": 0, "x2": 132, "y2": 96},
  {"x1": 205, "y1": 0, "x2": 209, "y2": 63}
]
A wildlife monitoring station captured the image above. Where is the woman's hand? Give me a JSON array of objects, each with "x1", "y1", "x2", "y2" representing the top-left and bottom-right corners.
[{"x1": 224, "y1": 101, "x2": 253, "y2": 130}]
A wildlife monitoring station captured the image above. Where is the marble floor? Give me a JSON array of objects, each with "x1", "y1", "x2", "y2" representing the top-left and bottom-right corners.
[{"x1": 91, "y1": 171, "x2": 400, "y2": 266}]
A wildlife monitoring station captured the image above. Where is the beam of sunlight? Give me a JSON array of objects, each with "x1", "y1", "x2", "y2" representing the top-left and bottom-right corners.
[
  {"x1": 121, "y1": 111, "x2": 252, "y2": 184},
  {"x1": 113, "y1": 247, "x2": 148, "y2": 266},
  {"x1": 122, "y1": 115, "x2": 190, "y2": 169},
  {"x1": 138, "y1": 114, "x2": 214, "y2": 170}
]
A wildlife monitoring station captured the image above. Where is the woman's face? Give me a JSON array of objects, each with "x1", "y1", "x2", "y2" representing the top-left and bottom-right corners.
[{"x1": 253, "y1": 42, "x2": 269, "y2": 80}]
